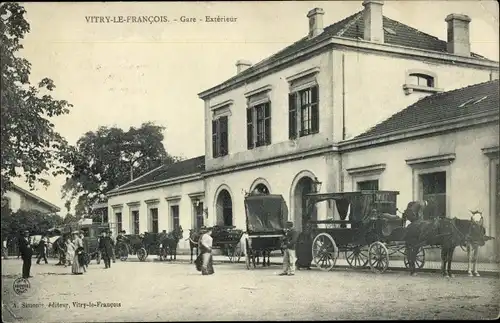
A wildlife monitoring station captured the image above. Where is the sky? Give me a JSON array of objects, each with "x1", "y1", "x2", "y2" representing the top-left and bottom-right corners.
[{"x1": 14, "y1": 0, "x2": 499, "y2": 214}]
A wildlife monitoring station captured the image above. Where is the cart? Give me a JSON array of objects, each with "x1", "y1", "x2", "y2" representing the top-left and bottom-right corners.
[{"x1": 244, "y1": 194, "x2": 287, "y2": 269}]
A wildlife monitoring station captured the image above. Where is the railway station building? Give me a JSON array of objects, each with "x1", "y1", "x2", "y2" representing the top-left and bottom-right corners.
[{"x1": 106, "y1": 1, "x2": 499, "y2": 260}]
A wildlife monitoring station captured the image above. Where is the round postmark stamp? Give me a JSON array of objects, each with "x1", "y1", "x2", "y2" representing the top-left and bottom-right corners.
[{"x1": 13, "y1": 277, "x2": 30, "y2": 295}]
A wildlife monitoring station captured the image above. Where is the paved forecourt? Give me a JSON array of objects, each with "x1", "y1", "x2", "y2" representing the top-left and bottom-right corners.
[{"x1": 1, "y1": 257, "x2": 499, "y2": 321}]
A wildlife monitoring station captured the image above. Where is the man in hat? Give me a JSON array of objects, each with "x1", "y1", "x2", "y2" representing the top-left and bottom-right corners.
[
  {"x1": 18, "y1": 230, "x2": 33, "y2": 278},
  {"x1": 36, "y1": 235, "x2": 49, "y2": 265},
  {"x1": 109, "y1": 229, "x2": 116, "y2": 263},
  {"x1": 98, "y1": 230, "x2": 113, "y2": 269},
  {"x1": 279, "y1": 221, "x2": 299, "y2": 276}
]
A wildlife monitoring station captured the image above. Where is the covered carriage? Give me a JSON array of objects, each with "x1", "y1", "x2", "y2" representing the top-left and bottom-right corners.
[
  {"x1": 244, "y1": 193, "x2": 287, "y2": 269},
  {"x1": 115, "y1": 233, "x2": 150, "y2": 262},
  {"x1": 305, "y1": 191, "x2": 423, "y2": 273}
]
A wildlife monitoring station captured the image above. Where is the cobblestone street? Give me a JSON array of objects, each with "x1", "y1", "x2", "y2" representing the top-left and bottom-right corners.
[{"x1": 2, "y1": 257, "x2": 499, "y2": 321}]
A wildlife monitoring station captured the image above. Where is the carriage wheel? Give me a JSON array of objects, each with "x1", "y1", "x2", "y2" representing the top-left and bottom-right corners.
[
  {"x1": 404, "y1": 246, "x2": 425, "y2": 269},
  {"x1": 368, "y1": 241, "x2": 389, "y2": 274},
  {"x1": 312, "y1": 233, "x2": 338, "y2": 272},
  {"x1": 137, "y1": 248, "x2": 148, "y2": 262},
  {"x1": 345, "y1": 246, "x2": 369, "y2": 268},
  {"x1": 117, "y1": 243, "x2": 128, "y2": 261}
]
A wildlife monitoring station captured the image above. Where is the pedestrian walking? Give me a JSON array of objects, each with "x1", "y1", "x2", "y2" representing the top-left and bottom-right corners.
[
  {"x1": 98, "y1": 230, "x2": 113, "y2": 269},
  {"x1": 65, "y1": 235, "x2": 75, "y2": 267},
  {"x1": 36, "y1": 236, "x2": 49, "y2": 264},
  {"x1": 279, "y1": 221, "x2": 299, "y2": 276},
  {"x1": 72, "y1": 231, "x2": 85, "y2": 274},
  {"x1": 196, "y1": 227, "x2": 214, "y2": 275},
  {"x1": 18, "y1": 230, "x2": 33, "y2": 279}
]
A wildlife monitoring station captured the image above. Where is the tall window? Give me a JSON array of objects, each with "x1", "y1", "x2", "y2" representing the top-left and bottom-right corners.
[
  {"x1": 150, "y1": 208, "x2": 159, "y2": 233},
  {"x1": 408, "y1": 73, "x2": 434, "y2": 88},
  {"x1": 131, "y1": 210, "x2": 140, "y2": 234},
  {"x1": 194, "y1": 202, "x2": 204, "y2": 230},
  {"x1": 116, "y1": 212, "x2": 123, "y2": 233},
  {"x1": 420, "y1": 172, "x2": 446, "y2": 219},
  {"x1": 357, "y1": 180, "x2": 379, "y2": 191},
  {"x1": 171, "y1": 205, "x2": 180, "y2": 230},
  {"x1": 247, "y1": 102, "x2": 271, "y2": 149},
  {"x1": 212, "y1": 116, "x2": 228, "y2": 158},
  {"x1": 289, "y1": 85, "x2": 319, "y2": 139}
]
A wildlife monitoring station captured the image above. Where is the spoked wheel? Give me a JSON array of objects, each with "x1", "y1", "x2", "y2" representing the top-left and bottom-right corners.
[
  {"x1": 312, "y1": 233, "x2": 338, "y2": 271},
  {"x1": 137, "y1": 248, "x2": 148, "y2": 262},
  {"x1": 117, "y1": 243, "x2": 129, "y2": 261},
  {"x1": 404, "y1": 246, "x2": 426, "y2": 269},
  {"x1": 345, "y1": 245, "x2": 369, "y2": 268},
  {"x1": 368, "y1": 241, "x2": 389, "y2": 274}
]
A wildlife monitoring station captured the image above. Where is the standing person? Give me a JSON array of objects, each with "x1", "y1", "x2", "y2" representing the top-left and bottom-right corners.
[
  {"x1": 279, "y1": 221, "x2": 299, "y2": 276},
  {"x1": 65, "y1": 234, "x2": 75, "y2": 267},
  {"x1": 18, "y1": 230, "x2": 33, "y2": 279},
  {"x1": 198, "y1": 228, "x2": 214, "y2": 275},
  {"x1": 98, "y1": 230, "x2": 113, "y2": 269},
  {"x1": 295, "y1": 223, "x2": 314, "y2": 270},
  {"x1": 36, "y1": 236, "x2": 48, "y2": 264},
  {"x1": 72, "y1": 232, "x2": 85, "y2": 274},
  {"x1": 110, "y1": 230, "x2": 116, "y2": 263},
  {"x1": 2, "y1": 238, "x2": 8, "y2": 259}
]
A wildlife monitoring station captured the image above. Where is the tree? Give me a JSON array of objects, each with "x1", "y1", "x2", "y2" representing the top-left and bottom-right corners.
[
  {"x1": 62, "y1": 122, "x2": 181, "y2": 216},
  {"x1": 1, "y1": 3, "x2": 73, "y2": 196},
  {"x1": 1, "y1": 205, "x2": 64, "y2": 239}
]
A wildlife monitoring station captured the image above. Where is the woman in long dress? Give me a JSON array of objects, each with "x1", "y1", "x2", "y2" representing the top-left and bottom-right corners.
[
  {"x1": 72, "y1": 232, "x2": 85, "y2": 275},
  {"x1": 65, "y1": 235, "x2": 75, "y2": 267}
]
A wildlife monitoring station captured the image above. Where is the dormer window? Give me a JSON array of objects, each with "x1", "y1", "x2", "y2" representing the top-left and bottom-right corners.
[
  {"x1": 403, "y1": 70, "x2": 443, "y2": 95},
  {"x1": 408, "y1": 73, "x2": 435, "y2": 88}
]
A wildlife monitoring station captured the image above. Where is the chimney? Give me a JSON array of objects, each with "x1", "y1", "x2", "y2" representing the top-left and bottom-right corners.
[
  {"x1": 445, "y1": 14, "x2": 471, "y2": 57},
  {"x1": 307, "y1": 8, "x2": 325, "y2": 38},
  {"x1": 362, "y1": 0, "x2": 384, "y2": 43},
  {"x1": 235, "y1": 60, "x2": 252, "y2": 74}
]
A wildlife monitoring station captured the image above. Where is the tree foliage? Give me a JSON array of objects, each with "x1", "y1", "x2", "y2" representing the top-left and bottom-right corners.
[
  {"x1": 62, "y1": 122, "x2": 181, "y2": 216},
  {"x1": 1, "y1": 205, "x2": 64, "y2": 239},
  {"x1": 1, "y1": 2, "x2": 73, "y2": 196}
]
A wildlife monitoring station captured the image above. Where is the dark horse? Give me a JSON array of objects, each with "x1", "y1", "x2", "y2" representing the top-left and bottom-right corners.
[
  {"x1": 186, "y1": 229, "x2": 203, "y2": 263},
  {"x1": 53, "y1": 235, "x2": 67, "y2": 265},
  {"x1": 159, "y1": 226, "x2": 184, "y2": 261},
  {"x1": 404, "y1": 201, "x2": 467, "y2": 277}
]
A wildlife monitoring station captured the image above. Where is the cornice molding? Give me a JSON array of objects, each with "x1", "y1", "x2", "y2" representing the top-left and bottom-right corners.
[
  {"x1": 346, "y1": 163, "x2": 386, "y2": 176},
  {"x1": 482, "y1": 146, "x2": 499, "y2": 159},
  {"x1": 406, "y1": 153, "x2": 456, "y2": 167}
]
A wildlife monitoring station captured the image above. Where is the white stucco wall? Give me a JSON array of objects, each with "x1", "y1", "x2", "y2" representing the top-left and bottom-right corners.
[
  {"x1": 107, "y1": 179, "x2": 204, "y2": 250},
  {"x1": 3, "y1": 190, "x2": 22, "y2": 212},
  {"x1": 341, "y1": 124, "x2": 499, "y2": 260},
  {"x1": 335, "y1": 49, "x2": 496, "y2": 140}
]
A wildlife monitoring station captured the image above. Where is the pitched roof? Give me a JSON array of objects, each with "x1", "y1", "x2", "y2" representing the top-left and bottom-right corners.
[
  {"x1": 10, "y1": 184, "x2": 61, "y2": 212},
  {"x1": 354, "y1": 79, "x2": 500, "y2": 139},
  {"x1": 200, "y1": 10, "x2": 491, "y2": 97},
  {"x1": 112, "y1": 155, "x2": 205, "y2": 192}
]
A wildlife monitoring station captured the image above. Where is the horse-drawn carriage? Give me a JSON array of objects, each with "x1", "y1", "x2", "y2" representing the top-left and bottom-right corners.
[
  {"x1": 115, "y1": 233, "x2": 150, "y2": 262},
  {"x1": 305, "y1": 190, "x2": 417, "y2": 274},
  {"x1": 244, "y1": 193, "x2": 287, "y2": 269},
  {"x1": 186, "y1": 225, "x2": 244, "y2": 263}
]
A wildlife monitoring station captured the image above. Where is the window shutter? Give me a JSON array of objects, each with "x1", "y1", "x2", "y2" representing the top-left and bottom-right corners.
[
  {"x1": 246, "y1": 108, "x2": 254, "y2": 149},
  {"x1": 219, "y1": 116, "x2": 228, "y2": 156},
  {"x1": 264, "y1": 102, "x2": 271, "y2": 145},
  {"x1": 212, "y1": 119, "x2": 218, "y2": 158},
  {"x1": 311, "y1": 85, "x2": 319, "y2": 133},
  {"x1": 288, "y1": 93, "x2": 297, "y2": 139}
]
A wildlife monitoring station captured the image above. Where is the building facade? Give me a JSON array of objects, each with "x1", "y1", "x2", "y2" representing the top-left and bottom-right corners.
[
  {"x1": 107, "y1": 1, "x2": 499, "y2": 260},
  {"x1": 1, "y1": 184, "x2": 61, "y2": 214}
]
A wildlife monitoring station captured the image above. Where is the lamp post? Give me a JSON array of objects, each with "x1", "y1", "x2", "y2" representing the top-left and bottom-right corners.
[{"x1": 313, "y1": 177, "x2": 322, "y2": 193}]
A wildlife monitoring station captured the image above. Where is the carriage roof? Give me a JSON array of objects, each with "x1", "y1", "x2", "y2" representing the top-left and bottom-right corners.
[
  {"x1": 244, "y1": 194, "x2": 288, "y2": 234},
  {"x1": 305, "y1": 190, "x2": 400, "y2": 223}
]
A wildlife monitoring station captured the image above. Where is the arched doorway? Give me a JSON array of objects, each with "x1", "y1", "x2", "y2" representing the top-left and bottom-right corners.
[
  {"x1": 293, "y1": 176, "x2": 316, "y2": 232},
  {"x1": 216, "y1": 189, "x2": 233, "y2": 227}
]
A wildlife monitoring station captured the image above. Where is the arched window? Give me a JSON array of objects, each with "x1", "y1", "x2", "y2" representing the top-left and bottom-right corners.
[{"x1": 408, "y1": 73, "x2": 435, "y2": 88}]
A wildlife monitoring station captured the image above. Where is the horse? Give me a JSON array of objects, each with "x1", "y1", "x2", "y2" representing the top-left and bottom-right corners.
[
  {"x1": 52, "y1": 235, "x2": 67, "y2": 265},
  {"x1": 159, "y1": 226, "x2": 184, "y2": 261},
  {"x1": 404, "y1": 201, "x2": 466, "y2": 277},
  {"x1": 453, "y1": 210, "x2": 494, "y2": 277},
  {"x1": 185, "y1": 229, "x2": 203, "y2": 263}
]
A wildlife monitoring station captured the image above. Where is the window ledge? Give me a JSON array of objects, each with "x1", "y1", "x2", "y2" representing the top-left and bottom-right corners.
[
  {"x1": 111, "y1": 203, "x2": 123, "y2": 209},
  {"x1": 403, "y1": 84, "x2": 444, "y2": 95},
  {"x1": 346, "y1": 163, "x2": 386, "y2": 176},
  {"x1": 406, "y1": 153, "x2": 456, "y2": 167},
  {"x1": 482, "y1": 146, "x2": 499, "y2": 159},
  {"x1": 244, "y1": 85, "x2": 272, "y2": 98},
  {"x1": 188, "y1": 191, "x2": 205, "y2": 199},
  {"x1": 286, "y1": 67, "x2": 320, "y2": 83},
  {"x1": 126, "y1": 201, "x2": 140, "y2": 207},
  {"x1": 165, "y1": 195, "x2": 181, "y2": 202},
  {"x1": 144, "y1": 198, "x2": 160, "y2": 205}
]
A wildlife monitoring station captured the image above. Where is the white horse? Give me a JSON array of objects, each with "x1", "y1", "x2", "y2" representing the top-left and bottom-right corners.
[{"x1": 466, "y1": 210, "x2": 489, "y2": 277}]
